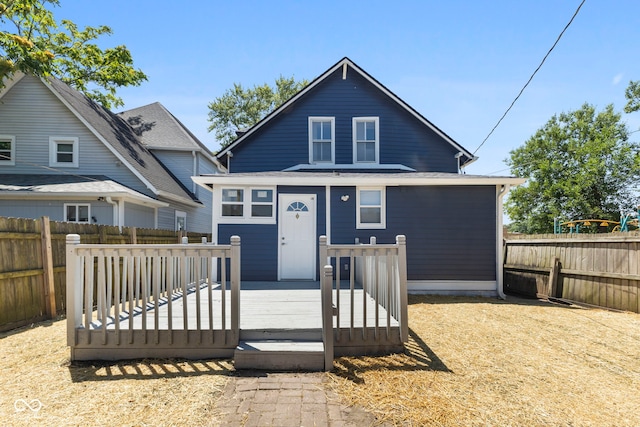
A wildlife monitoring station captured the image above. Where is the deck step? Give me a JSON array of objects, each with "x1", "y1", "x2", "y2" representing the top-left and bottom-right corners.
[
  {"x1": 240, "y1": 328, "x2": 322, "y2": 341},
  {"x1": 234, "y1": 340, "x2": 325, "y2": 371}
]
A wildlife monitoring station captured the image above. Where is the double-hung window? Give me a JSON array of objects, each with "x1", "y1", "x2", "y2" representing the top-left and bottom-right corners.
[
  {"x1": 0, "y1": 135, "x2": 15, "y2": 165},
  {"x1": 49, "y1": 136, "x2": 79, "y2": 167},
  {"x1": 357, "y1": 188, "x2": 385, "y2": 229},
  {"x1": 65, "y1": 204, "x2": 90, "y2": 223},
  {"x1": 353, "y1": 117, "x2": 379, "y2": 163},
  {"x1": 221, "y1": 187, "x2": 275, "y2": 222},
  {"x1": 309, "y1": 117, "x2": 334, "y2": 164}
]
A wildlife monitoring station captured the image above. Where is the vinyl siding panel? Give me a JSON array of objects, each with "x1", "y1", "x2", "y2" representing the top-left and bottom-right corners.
[
  {"x1": 123, "y1": 202, "x2": 155, "y2": 228},
  {"x1": 0, "y1": 199, "x2": 114, "y2": 224},
  {"x1": 0, "y1": 76, "x2": 155, "y2": 198},
  {"x1": 331, "y1": 185, "x2": 497, "y2": 281},
  {"x1": 229, "y1": 68, "x2": 459, "y2": 172},
  {"x1": 218, "y1": 224, "x2": 278, "y2": 281}
]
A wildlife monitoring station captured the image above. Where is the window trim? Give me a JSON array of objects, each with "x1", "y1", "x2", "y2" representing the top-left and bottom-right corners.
[
  {"x1": 356, "y1": 187, "x2": 386, "y2": 229},
  {"x1": 49, "y1": 136, "x2": 79, "y2": 168},
  {"x1": 175, "y1": 210, "x2": 187, "y2": 231},
  {"x1": 0, "y1": 135, "x2": 16, "y2": 165},
  {"x1": 219, "y1": 186, "x2": 276, "y2": 224},
  {"x1": 352, "y1": 117, "x2": 380, "y2": 164},
  {"x1": 64, "y1": 203, "x2": 91, "y2": 223},
  {"x1": 308, "y1": 116, "x2": 335, "y2": 164}
]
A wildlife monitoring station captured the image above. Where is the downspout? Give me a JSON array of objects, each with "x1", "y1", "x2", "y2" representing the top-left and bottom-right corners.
[
  {"x1": 105, "y1": 197, "x2": 120, "y2": 231},
  {"x1": 496, "y1": 184, "x2": 510, "y2": 299},
  {"x1": 192, "y1": 150, "x2": 198, "y2": 193}
]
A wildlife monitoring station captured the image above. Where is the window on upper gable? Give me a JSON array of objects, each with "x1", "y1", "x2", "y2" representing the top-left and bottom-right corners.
[
  {"x1": 0, "y1": 136, "x2": 16, "y2": 165},
  {"x1": 309, "y1": 117, "x2": 335, "y2": 164},
  {"x1": 353, "y1": 117, "x2": 379, "y2": 163},
  {"x1": 357, "y1": 188, "x2": 385, "y2": 229},
  {"x1": 49, "y1": 136, "x2": 79, "y2": 168},
  {"x1": 65, "y1": 203, "x2": 90, "y2": 223}
]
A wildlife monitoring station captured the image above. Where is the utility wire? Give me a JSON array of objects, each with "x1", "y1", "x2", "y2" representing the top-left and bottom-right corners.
[{"x1": 473, "y1": 0, "x2": 587, "y2": 155}]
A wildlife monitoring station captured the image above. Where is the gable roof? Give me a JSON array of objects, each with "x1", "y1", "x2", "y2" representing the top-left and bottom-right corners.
[
  {"x1": 39, "y1": 76, "x2": 201, "y2": 207},
  {"x1": 118, "y1": 102, "x2": 224, "y2": 170},
  {"x1": 216, "y1": 57, "x2": 477, "y2": 167}
]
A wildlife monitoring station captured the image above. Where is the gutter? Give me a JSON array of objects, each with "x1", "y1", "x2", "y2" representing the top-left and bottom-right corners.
[
  {"x1": 496, "y1": 184, "x2": 511, "y2": 299},
  {"x1": 105, "y1": 197, "x2": 120, "y2": 230}
]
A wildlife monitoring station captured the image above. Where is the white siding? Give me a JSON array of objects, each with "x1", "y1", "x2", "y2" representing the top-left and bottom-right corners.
[{"x1": 123, "y1": 202, "x2": 155, "y2": 228}]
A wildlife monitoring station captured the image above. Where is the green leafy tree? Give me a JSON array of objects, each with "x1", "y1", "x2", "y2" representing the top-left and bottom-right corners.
[
  {"x1": 0, "y1": 0, "x2": 146, "y2": 109},
  {"x1": 506, "y1": 103, "x2": 640, "y2": 234},
  {"x1": 625, "y1": 80, "x2": 640, "y2": 113},
  {"x1": 208, "y1": 75, "x2": 308, "y2": 148}
]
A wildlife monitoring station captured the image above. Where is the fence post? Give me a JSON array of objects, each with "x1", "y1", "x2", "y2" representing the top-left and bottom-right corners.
[
  {"x1": 548, "y1": 257, "x2": 561, "y2": 298},
  {"x1": 230, "y1": 235, "x2": 241, "y2": 345},
  {"x1": 322, "y1": 264, "x2": 334, "y2": 371},
  {"x1": 396, "y1": 235, "x2": 408, "y2": 342},
  {"x1": 130, "y1": 227, "x2": 137, "y2": 244},
  {"x1": 66, "y1": 234, "x2": 82, "y2": 352},
  {"x1": 41, "y1": 216, "x2": 56, "y2": 319}
]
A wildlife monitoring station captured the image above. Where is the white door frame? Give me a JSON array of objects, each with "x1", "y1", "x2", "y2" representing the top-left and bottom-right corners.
[{"x1": 277, "y1": 193, "x2": 316, "y2": 280}]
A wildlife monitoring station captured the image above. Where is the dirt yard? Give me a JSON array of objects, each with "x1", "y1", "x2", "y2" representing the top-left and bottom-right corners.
[{"x1": 1, "y1": 295, "x2": 638, "y2": 426}]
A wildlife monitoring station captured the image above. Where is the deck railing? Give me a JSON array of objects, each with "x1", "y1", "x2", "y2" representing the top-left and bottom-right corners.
[
  {"x1": 319, "y1": 235, "x2": 408, "y2": 350},
  {"x1": 66, "y1": 234, "x2": 240, "y2": 359}
]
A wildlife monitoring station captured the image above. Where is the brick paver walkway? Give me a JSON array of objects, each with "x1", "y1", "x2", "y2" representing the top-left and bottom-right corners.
[{"x1": 212, "y1": 372, "x2": 385, "y2": 426}]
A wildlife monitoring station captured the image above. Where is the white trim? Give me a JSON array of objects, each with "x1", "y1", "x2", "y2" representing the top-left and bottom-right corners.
[
  {"x1": 49, "y1": 136, "x2": 79, "y2": 168},
  {"x1": 283, "y1": 163, "x2": 415, "y2": 172},
  {"x1": 308, "y1": 117, "x2": 335, "y2": 164},
  {"x1": 64, "y1": 203, "x2": 91, "y2": 223},
  {"x1": 194, "y1": 174, "x2": 525, "y2": 188},
  {"x1": 218, "y1": 186, "x2": 276, "y2": 224},
  {"x1": 352, "y1": 117, "x2": 380, "y2": 164},
  {"x1": 218, "y1": 58, "x2": 477, "y2": 165},
  {"x1": 356, "y1": 187, "x2": 386, "y2": 229},
  {"x1": 325, "y1": 185, "x2": 331, "y2": 244},
  {"x1": 0, "y1": 135, "x2": 16, "y2": 165},
  {"x1": 407, "y1": 280, "x2": 498, "y2": 296}
]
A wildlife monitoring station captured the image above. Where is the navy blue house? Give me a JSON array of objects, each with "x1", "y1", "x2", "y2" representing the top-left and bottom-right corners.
[{"x1": 194, "y1": 58, "x2": 523, "y2": 297}]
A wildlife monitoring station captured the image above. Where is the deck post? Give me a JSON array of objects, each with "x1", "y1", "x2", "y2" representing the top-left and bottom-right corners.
[
  {"x1": 321, "y1": 264, "x2": 334, "y2": 371},
  {"x1": 66, "y1": 234, "x2": 82, "y2": 351},
  {"x1": 319, "y1": 236, "x2": 328, "y2": 277},
  {"x1": 396, "y1": 235, "x2": 408, "y2": 342},
  {"x1": 230, "y1": 235, "x2": 241, "y2": 345}
]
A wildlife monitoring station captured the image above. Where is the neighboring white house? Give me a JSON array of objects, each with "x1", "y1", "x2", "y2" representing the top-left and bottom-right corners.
[{"x1": 0, "y1": 73, "x2": 224, "y2": 232}]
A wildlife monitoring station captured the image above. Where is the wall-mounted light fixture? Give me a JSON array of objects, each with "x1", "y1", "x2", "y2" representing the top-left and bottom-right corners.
[{"x1": 341, "y1": 195, "x2": 349, "y2": 202}]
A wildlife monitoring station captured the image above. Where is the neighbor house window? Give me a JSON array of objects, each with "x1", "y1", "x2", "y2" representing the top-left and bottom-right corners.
[
  {"x1": 353, "y1": 117, "x2": 379, "y2": 163},
  {"x1": 220, "y1": 187, "x2": 275, "y2": 222},
  {"x1": 175, "y1": 211, "x2": 186, "y2": 231},
  {"x1": 357, "y1": 188, "x2": 385, "y2": 229},
  {"x1": 65, "y1": 204, "x2": 90, "y2": 223},
  {"x1": 0, "y1": 135, "x2": 15, "y2": 165},
  {"x1": 309, "y1": 117, "x2": 335, "y2": 163},
  {"x1": 49, "y1": 136, "x2": 79, "y2": 167}
]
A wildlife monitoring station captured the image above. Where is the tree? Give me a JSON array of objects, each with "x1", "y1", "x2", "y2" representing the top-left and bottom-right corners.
[
  {"x1": 0, "y1": 0, "x2": 146, "y2": 109},
  {"x1": 624, "y1": 80, "x2": 640, "y2": 113},
  {"x1": 207, "y1": 75, "x2": 308, "y2": 148},
  {"x1": 505, "y1": 103, "x2": 640, "y2": 234}
]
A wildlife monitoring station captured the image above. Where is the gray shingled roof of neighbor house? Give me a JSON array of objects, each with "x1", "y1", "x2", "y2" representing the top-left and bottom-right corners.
[{"x1": 46, "y1": 78, "x2": 199, "y2": 205}]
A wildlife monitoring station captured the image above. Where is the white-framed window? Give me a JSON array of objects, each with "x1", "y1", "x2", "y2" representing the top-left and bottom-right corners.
[
  {"x1": 64, "y1": 203, "x2": 90, "y2": 223},
  {"x1": 220, "y1": 187, "x2": 275, "y2": 223},
  {"x1": 0, "y1": 135, "x2": 15, "y2": 165},
  {"x1": 356, "y1": 187, "x2": 385, "y2": 229},
  {"x1": 175, "y1": 211, "x2": 186, "y2": 231},
  {"x1": 308, "y1": 117, "x2": 335, "y2": 164},
  {"x1": 49, "y1": 136, "x2": 79, "y2": 167},
  {"x1": 353, "y1": 117, "x2": 379, "y2": 163}
]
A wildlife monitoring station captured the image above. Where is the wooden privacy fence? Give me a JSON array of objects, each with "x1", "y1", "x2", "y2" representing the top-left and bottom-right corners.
[
  {"x1": 504, "y1": 233, "x2": 640, "y2": 313},
  {"x1": 0, "y1": 216, "x2": 211, "y2": 332},
  {"x1": 319, "y1": 235, "x2": 408, "y2": 357},
  {"x1": 66, "y1": 234, "x2": 240, "y2": 361}
]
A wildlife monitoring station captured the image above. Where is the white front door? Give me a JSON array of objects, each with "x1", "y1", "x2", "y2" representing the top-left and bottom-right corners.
[{"x1": 278, "y1": 194, "x2": 316, "y2": 280}]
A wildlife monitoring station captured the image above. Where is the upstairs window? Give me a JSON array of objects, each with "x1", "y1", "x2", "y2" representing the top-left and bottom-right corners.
[
  {"x1": 353, "y1": 117, "x2": 379, "y2": 163},
  {"x1": 49, "y1": 136, "x2": 79, "y2": 167},
  {"x1": 0, "y1": 135, "x2": 15, "y2": 165},
  {"x1": 309, "y1": 117, "x2": 335, "y2": 164},
  {"x1": 65, "y1": 204, "x2": 90, "y2": 223},
  {"x1": 357, "y1": 188, "x2": 385, "y2": 229}
]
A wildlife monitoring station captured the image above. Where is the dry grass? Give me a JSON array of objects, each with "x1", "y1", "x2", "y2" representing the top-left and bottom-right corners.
[
  {"x1": 0, "y1": 318, "x2": 232, "y2": 426},
  {"x1": 329, "y1": 295, "x2": 640, "y2": 426}
]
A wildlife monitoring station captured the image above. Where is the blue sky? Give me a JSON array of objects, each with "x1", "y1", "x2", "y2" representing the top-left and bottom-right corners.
[{"x1": 59, "y1": 0, "x2": 640, "y2": 175}]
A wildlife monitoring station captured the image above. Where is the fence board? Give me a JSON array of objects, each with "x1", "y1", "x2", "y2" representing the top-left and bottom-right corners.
[{"x1": 504, "y1": 233, "x2": 640, "y2": 313}]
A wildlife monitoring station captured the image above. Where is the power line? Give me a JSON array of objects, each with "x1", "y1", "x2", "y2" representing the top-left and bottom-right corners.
[{"x1": 473, "y1": 0, "x2": 587, "y2": 155}]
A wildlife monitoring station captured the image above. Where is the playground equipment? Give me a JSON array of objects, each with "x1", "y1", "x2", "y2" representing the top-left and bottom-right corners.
[{"x1": 554, "y1": 209, "x2": 639, "y2": 234}]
